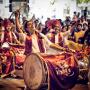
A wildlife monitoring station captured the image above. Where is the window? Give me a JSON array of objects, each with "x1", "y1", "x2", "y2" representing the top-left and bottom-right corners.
[
  {"x1": 9, "y1": 0, "x2": 29, "y2": 3},
  {"x1": 12, "y1": 0, "x2": 28, "y2": 2},
  {"x1": 88, "y1": 11, "x2": 90, "y2": 15},
  {"x1": 0, "y1": 0, "x2": 3, "y2": 3},
  {"x1": 64, "y1": 8, "x2": 70, "y2": 15}
]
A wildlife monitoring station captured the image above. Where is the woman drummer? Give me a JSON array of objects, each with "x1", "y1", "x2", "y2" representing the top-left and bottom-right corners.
[{"x1": 14, "y1": 11, "x2": 67, "y2": 56}]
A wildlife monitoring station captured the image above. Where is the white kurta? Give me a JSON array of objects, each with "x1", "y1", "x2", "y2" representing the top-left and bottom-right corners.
[{"x1": 31, "y1": 34, "x2": 40, "y2": 53}]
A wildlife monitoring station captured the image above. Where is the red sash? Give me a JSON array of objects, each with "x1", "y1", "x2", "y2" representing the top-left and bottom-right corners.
[
  {"x1": 50, "y1": 32, "x2": 63, "y2": 45},
  {"x1": 3, "y1": 31, "x2": 14, "y2": 43}
]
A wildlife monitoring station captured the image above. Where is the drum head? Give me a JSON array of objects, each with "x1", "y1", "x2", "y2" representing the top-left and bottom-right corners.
[{"x1": 23, "y1": 53, "x2": 44, "y2": 90}]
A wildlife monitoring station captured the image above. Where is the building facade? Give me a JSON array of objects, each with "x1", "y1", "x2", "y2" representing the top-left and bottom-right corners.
[
  {"x1": 78, "y1": 2, "x2": 90, "y2": 19},
  {"x1": 0, "y1": 0, "x2": 78, "y2": 22}
]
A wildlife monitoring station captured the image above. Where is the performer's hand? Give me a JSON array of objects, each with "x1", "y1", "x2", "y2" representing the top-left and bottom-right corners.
[{"x1": 14, "y1": 10, "x2": 20, "y2": 18}]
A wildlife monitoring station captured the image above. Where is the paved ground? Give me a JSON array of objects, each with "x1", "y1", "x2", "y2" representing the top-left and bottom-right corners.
[
  {"x1": 0, "y1": 69, "x2": 25, "y2": 90},
  {"x1": 0, "y1": 78, "x2": 25, "y2": 90},
  {"x1": 0, "y1": 70, "x2": 89, "y2": 90},
  {"x1": 0, "y1": 78, "x2": 89, "y2": 90},
  {"x1": 71, "y1": 84, "x2": 89, "y2": 90}
]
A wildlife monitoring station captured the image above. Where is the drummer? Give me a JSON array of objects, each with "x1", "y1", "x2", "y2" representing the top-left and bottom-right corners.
[
  {"x1": 0, "y1": 19, "x2": 21, "y2": 45},
  {"x1": 46, "y1": 24, "x2": 71, "y2": 47},
  {"x1": 15, "y1": 11, "x2": 66, "y2": 56}
]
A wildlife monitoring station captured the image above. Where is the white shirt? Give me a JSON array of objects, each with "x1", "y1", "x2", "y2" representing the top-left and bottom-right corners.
[
  {"x1": 31, "y1": 32, "x2": 53, "y2": 53},
  {"x1": 55, "y1": 34, "x2": 59, "y2": 44},
  {"x1": 31, "y1": 34, "x2": 40, "y2": 53}
]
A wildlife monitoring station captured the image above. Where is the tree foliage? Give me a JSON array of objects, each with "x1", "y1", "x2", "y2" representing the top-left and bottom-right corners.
[{"x1": 77, "y1": 0, "x2": 90, "y2": 4}]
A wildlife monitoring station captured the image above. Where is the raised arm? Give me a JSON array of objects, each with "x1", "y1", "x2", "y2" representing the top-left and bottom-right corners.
[{"x1": 15, "y1": 11, "x2": 23, "y2": 33}]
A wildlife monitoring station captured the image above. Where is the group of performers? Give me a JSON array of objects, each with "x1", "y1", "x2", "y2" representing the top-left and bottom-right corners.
[{"x1": 0, "y1": 10, "x2": 90, "y2": 89}]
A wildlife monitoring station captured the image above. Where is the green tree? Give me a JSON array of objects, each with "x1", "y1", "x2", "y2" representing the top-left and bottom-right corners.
[{"x1": 77, "y1": 0, "x2": 90, "y2": 4}]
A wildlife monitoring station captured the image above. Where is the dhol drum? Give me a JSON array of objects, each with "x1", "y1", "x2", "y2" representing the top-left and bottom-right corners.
[
  {"x1": 0, "y1": 43, "x2": 25, "y2": 76},
  {"x1": 12, "y1": 47, "x2": 25, "y2": 65},
  {"x1": 10, "y1": 45, "x2": 25, "y2": 72},
  {"x1": 10, "y1": 44, "x2": 25, "y2": 65},
  {"x1": 23, "y1": 53, "x2": 79, "y2": 90}
]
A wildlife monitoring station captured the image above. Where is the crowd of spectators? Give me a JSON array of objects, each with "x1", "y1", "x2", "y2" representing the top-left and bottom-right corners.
[{"x1": 0, "y1": 11, "x2": 90, "y2": 52}]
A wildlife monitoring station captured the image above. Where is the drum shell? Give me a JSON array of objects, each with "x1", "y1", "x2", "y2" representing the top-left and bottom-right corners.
[
  {"x1": 23, "y1": 53, "x2": 48, "y2": 90},
  {"x1": 12, "y1": 47, "x2": 25, "y2": 65}
]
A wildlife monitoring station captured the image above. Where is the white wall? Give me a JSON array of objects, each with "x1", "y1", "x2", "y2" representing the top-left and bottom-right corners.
[
  {"x1": 0, "y1": 0, "x2": 77, "y2": 23},
  {"x1": 77, "y1": 2, "x2": 90, "y2": 19},
  {"x1": 29, "y1": 0, "x2": 77, "y2": 23},
  {"x1": 0, "y1": 0, "x2": 11, "y2": 18}
]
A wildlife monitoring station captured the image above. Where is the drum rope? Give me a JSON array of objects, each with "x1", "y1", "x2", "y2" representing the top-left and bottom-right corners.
[{"x1": 37, "y1": 53, "x2": 50, "y2": 90}]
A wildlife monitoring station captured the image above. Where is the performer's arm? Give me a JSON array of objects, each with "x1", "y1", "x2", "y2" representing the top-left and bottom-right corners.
[
  {"x1": 15, "y1": 11, "x2": 23, "y2": 33},
  {"x1": 39, "y1": 32, "x2": 66, "y2": 51}
]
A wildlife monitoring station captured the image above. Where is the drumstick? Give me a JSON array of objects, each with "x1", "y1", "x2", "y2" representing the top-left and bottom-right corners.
[{"x1": 9, "y1": 8, "x2": 21, "y2": 19}]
